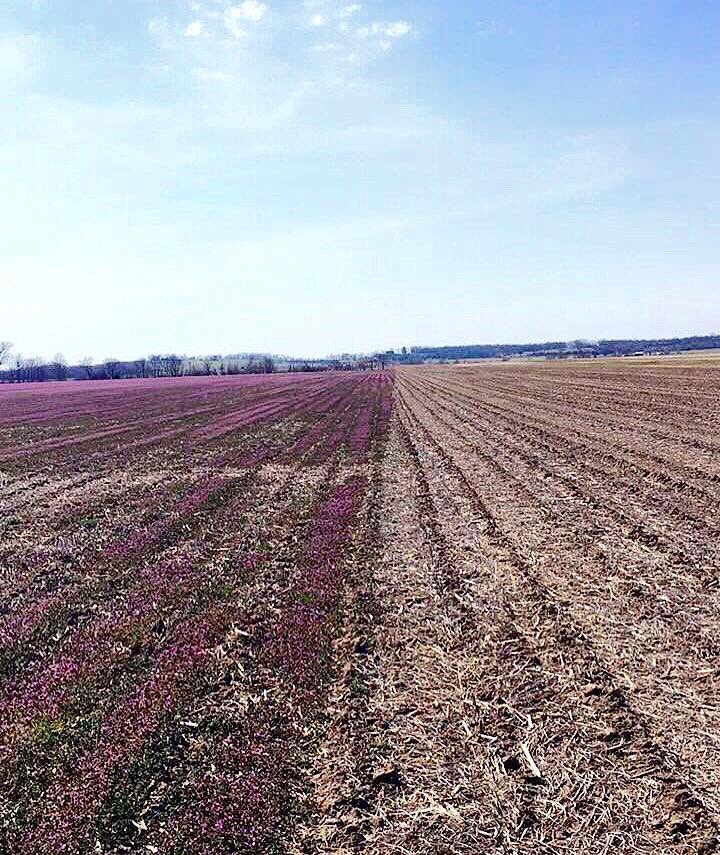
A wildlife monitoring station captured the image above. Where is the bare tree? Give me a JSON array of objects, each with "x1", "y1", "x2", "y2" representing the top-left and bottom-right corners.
[
  {"x1": 10, "y1": 353, "x2": 23, "y2": 382},
  {"x1": 13, "y1": 356, "x2": 47, "y2": 383},
  {"x1": 79, "y1": 357, "x2": 95, "y2": 380},
  {"x1": 164, "y1": 354, "x2": 183, "y2": 377},
  {"x1": 33, "y1": 358, "x2": 48, "y2": 382},
  {"x1": 104, "y1": 358, "x2": 121, "y2": 380},
  {"x1": 147, "y1": 355, "x2": 162, "y2": 378},
  {"x1": 50, "y1": 353, "x2": 68, "y2": 381},
  {"x1": 0, "y1": 341, "x2": 12, "y2": 367}
]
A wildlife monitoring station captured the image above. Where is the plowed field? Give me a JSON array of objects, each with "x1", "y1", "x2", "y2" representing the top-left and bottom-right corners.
[{"x1": 2, "y1": 358, "x2": 719, "y2": 853}]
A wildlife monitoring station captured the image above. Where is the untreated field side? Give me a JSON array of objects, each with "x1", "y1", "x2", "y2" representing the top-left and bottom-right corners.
[{"x1": 0, "y1": 372, "x2": 394, "y2": 854}]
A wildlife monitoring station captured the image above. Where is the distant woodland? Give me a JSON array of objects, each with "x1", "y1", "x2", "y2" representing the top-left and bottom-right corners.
[
  {"x1": 389, "y1": 334, "x2": 720, "y2": 363},
  {"x1": 1, "y1": 334, "x2": 719, "y2": 382}
]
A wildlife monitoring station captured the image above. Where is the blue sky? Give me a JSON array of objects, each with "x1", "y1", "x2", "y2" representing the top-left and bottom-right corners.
[{"x1": 1, "y1": 0, "x2": 718, "y2": 360}]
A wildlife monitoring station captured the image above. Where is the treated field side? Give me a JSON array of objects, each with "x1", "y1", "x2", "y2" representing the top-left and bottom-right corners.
[
  {"x1": 297, "y1": 358, "x2": 718, "y2": 855},
  {"x1": 2, "y1": 359, "x2": 720, "y2": 854}
]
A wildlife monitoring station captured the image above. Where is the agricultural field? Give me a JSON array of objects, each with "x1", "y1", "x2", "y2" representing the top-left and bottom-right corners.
[{"x1": 1, "y1": 358, "x2": 720, "y2": 853}]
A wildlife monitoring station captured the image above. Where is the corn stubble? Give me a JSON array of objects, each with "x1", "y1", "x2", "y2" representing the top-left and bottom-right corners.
[{"x1": 1, "y1": 359, "x2": 719, "y2": 853}]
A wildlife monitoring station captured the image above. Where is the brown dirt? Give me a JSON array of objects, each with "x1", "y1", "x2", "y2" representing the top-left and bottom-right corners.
[{"x1": 293, "y1": 359, "x2": 720, "y2": 854}]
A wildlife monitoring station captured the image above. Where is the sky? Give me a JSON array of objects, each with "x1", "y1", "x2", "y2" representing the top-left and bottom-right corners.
[{"x1": 1, "y1": 0, "x2": 719, "y2": 361}]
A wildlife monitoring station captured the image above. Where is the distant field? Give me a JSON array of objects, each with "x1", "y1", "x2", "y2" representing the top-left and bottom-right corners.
[
  {"x1": 450, "y1": 348, "x2": 720, "y2": 366},
  {"x1": 1, "y1": 360, "x2": 719, "y2": 853}
]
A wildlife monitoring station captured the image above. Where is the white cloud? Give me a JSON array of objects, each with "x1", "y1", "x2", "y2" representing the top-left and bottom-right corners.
[
  {"x1": 310, "y1": 42, "x2": 338, "y2": 52},
  {"x1": 336, "y1": 4, "x2": 362, "y2": 19},
  {"x1": 184, "y1": 20, "x2": 205, "y2": 37},
  {"x1": 0, "y1": 37, "x2": 30, "y2": 86},
  {"x1": 224, "y1": 10, "x2": 246, "y2": 38},
  {"x1": 358, "y1": 21, "x2": 413, "y2": 41},
  {"x1": 228, "y1": 1, "x2": 268, "y2": 23},
  {"x1": 379, "y1": 21, "x2": 412, "y2": 38},
  {"x1": 310, "y1": 13, "x2": 326, "y2": 27},
  {"x1": 224, "y1": 2, "x2": 268, "y2": 38}
]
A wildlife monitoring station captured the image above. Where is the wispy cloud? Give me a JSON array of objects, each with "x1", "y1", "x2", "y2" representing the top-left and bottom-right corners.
[
  {"x1": 336, "y1": 4, "x2": 362, "y2": 19},
  {"x1": 233, "y1": 1, "x2": 268, "y2": 23},
  {"x1": 476, "y1": 20, "x2": 514, "y2": 37},
  {"x1": 211, "y1": 2, "x2": 269, "y2": 38},
  {"x1": 357, "y1": 21, "x2": 413, "y2": 39},
  {"x1": 185, "y1": 20, "x2": 205, "y2": 38},
  {"x1": 144, "y1": 1, "x2": 419, "y2": 108},
  {"x1": 0, "y1": 35, "x2": 32, "y2": 86}
]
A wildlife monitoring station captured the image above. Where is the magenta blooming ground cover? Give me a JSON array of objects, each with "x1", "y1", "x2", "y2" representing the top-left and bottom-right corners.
[
  {"x1": 158, "y1": 478, "x2": 367, "y2": 854},
  {"x1": 0, "y1": 370, "x2": 393, "y2": 854}
]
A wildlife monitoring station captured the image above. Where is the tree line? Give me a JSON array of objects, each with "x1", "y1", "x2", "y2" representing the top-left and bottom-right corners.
[
  {"x1": 392, "y1": 333, "x2": 720, "y2": 363},
  {"x1": 0, "y1": 348, "x2": 277, "y2": 383},
  {"x1": 0, "y1": 343, "x2": 367, "y2": 383}
]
